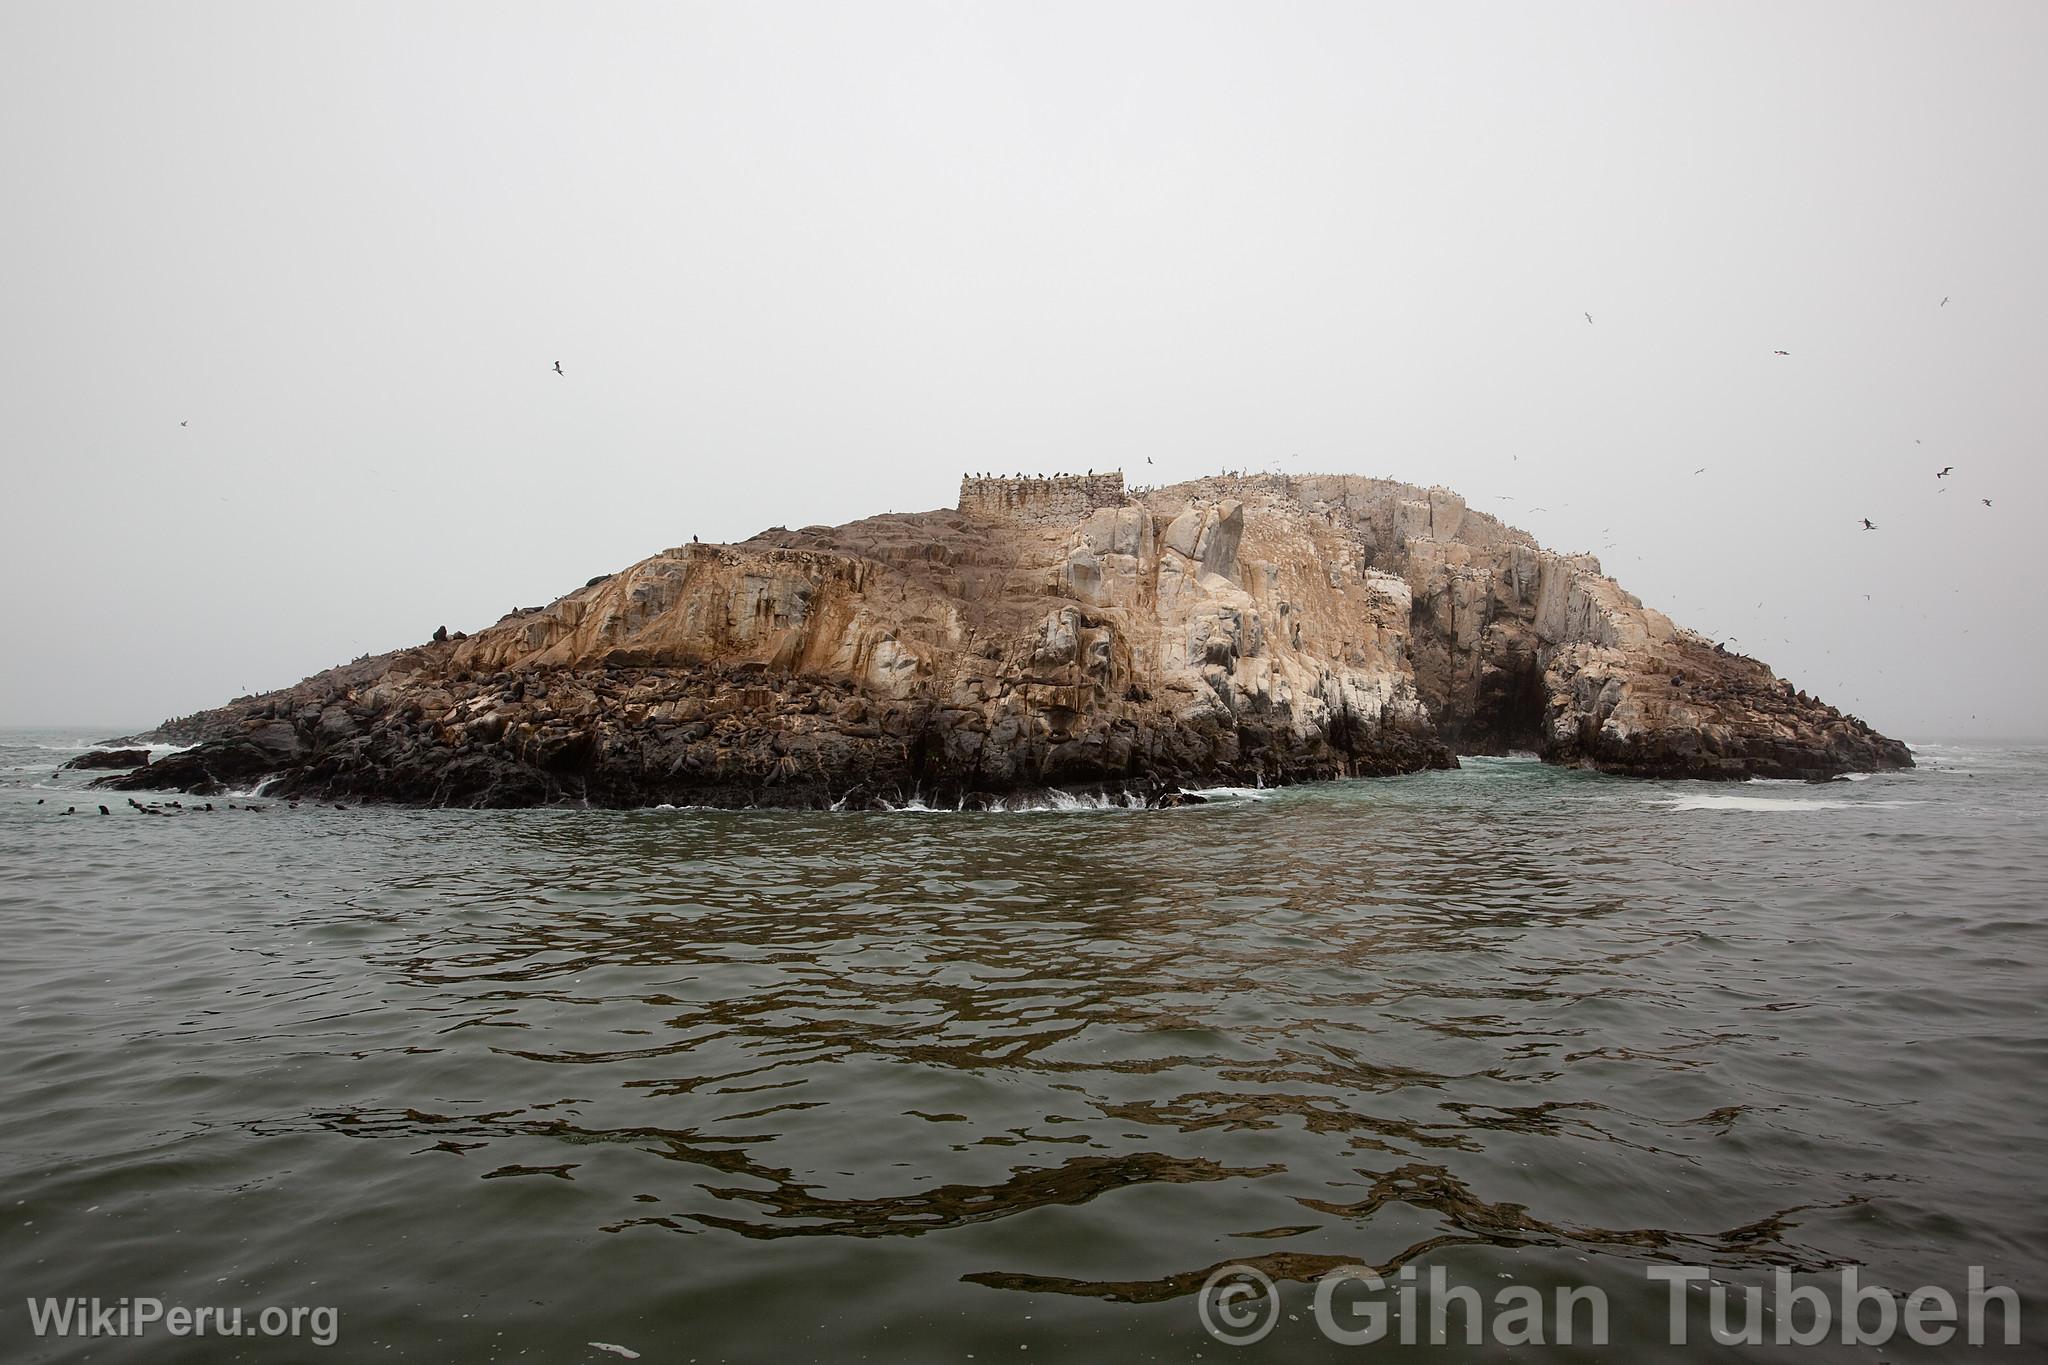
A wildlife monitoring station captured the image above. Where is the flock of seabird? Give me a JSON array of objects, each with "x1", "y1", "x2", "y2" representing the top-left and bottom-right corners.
[
  {"x1": 182, "y1": 313, "x2": 2002, "y2": 561},
  {"x1": 1580, "y1": 302, "x2": 1995, "y2": 534},
  {"x1": 1593, "y1": 299, "x2": 1997, "y2": 534},
  {"x1": 1844, "y1": 307, "x2": 1998, "y2": 531},
  {"x1": 965, "y1": 469, "x2": 1107, "y2": 480}
]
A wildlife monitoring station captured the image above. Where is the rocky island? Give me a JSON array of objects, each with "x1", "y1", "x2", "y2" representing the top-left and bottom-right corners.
[{"x1": 105, "y1": 473, "x2": 1910, "y2": 807}]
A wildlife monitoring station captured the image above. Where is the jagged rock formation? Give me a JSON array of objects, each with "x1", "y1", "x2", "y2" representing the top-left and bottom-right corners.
[{"x1": 106, "y1": 474, "x2": 1910, "y2": 807}]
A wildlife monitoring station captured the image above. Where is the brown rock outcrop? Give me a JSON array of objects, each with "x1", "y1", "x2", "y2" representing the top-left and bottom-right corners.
[{"x1": 103, "y1": 473, "x2": 1909, "y2": 806}]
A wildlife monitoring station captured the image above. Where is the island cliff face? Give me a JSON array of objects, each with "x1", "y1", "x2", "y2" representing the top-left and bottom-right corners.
[{"x1": 110, "y1": 474, "x2": 1911, "y2": 807}]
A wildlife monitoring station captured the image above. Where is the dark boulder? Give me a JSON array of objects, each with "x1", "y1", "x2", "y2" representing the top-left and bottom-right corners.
[
  {"x1": 63, "y1": 748, "x2": 151, "y2": 770},
  {"x1": 94, "y1": 736, "x2": 294, "y2": 797}
]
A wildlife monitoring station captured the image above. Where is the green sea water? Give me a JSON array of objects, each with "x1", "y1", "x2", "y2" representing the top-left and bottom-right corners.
[{"x1": 2, "y1": 730, "x2": 2042, "y2": 1362}]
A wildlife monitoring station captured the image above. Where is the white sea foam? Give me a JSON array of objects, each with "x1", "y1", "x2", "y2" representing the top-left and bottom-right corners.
[
  {"x1": 1659, "y1": 793, "x2": 1922, "y2": 813},
  {"x1": 860, "y1": 784, "x2": 1281, "y2": 813},
  {"x1": 963, "y1": 790, "x2": 1144, "y2": 813},
  {"x1": 205, "y1": 775, "x2": 288, "y2": 799},
  {"x1": 884, "y1": 797, "x2": 945, "y2": 813},
  {"x1": 650, "y1": 787, "x2": 1231, "y2": 815},
  {"x1": 1748, "y1": 771, "x2": 1874, "y2": 784},
  {"x1": 1036, "y1": 789, "x2": 1121, "y2": 811},
  {"x1": 25, "y1": 739, "x2": 192, "y2": 756},
  {"x1": 1663, "y1": 795, "x2": 1855, "y2": 812}
]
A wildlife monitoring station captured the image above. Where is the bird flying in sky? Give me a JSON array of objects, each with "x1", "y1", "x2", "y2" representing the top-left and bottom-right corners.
[
  {"x1": 1773, "y1": 350, "x2": 1791, "y2": 356},
  {"x1": 1937, "y1": 466, "x2": 1953, "y2": 477},
  {"x1": 1584, "y1": 312, "x2": 1593, "y2": 324},
  {"x1": 1982, "y1": 498, "x2": 1993, "y2": 507},
  {"x1": 1860, "y1": 519, "x2": 1877, "y2": 530},
  {"x1": 553, "y1": 360, "x2": 564, "y2": 376}
]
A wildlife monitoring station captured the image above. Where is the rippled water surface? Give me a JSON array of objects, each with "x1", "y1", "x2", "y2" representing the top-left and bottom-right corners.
[{"x1": 3, "y1": 731, "x2": 2044, "y2": 1362}]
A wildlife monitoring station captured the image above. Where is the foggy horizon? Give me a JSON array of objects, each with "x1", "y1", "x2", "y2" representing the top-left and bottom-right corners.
[{"x1": 4, "y1": 2, "x2": 2043, "y2": 741}]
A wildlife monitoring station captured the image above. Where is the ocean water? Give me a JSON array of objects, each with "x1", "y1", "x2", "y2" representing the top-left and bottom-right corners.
[{"x1": 2, "y1": 728, "x2": 2043, "y2": 1362}]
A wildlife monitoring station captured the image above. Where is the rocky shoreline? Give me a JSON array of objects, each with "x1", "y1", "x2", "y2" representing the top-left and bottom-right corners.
[{"x1": 102, "y1": 473, "x2": 1910, "y2": 808}]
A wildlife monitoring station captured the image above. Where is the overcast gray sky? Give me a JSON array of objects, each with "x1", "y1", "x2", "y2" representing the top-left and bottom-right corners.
[{"x1": 3, "y1": 1, "x2": 2042, "y2": 740}]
